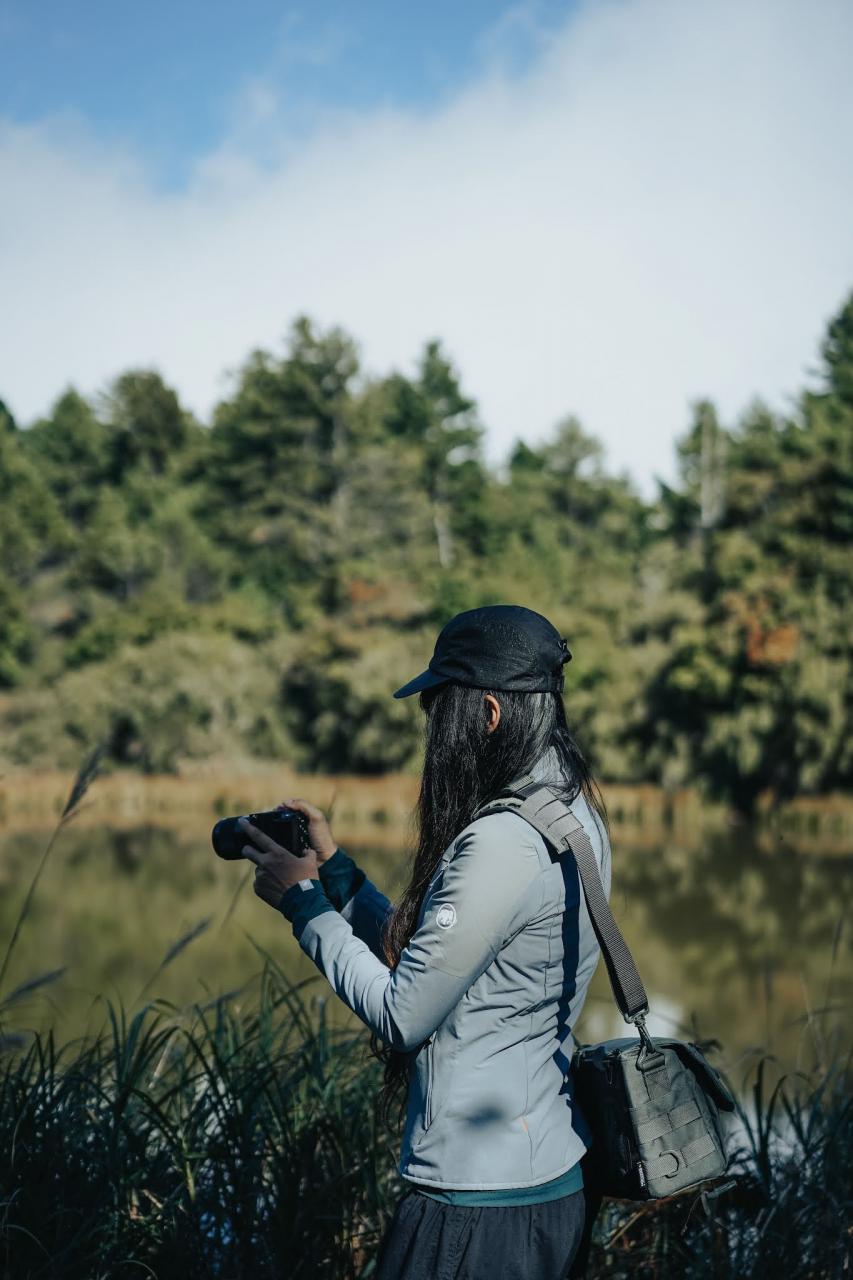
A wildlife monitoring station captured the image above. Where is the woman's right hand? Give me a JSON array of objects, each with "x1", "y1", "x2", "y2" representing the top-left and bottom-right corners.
[{"x1": 277, "y1": 796, "x2": 338, "y2": 863}]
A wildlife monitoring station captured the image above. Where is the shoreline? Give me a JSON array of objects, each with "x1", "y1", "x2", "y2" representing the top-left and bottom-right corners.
[{"x1": 1, "y1": 761, "x2": 851, "y2": 854}]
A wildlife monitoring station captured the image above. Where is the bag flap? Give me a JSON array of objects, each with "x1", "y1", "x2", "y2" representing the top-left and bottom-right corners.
[
  {"x1": 574, "y1": 1037, "x2": 737, "y2": 1113},
  {"x1": 676, "y1": 1042, "x2": 737, "y2": 1112}
]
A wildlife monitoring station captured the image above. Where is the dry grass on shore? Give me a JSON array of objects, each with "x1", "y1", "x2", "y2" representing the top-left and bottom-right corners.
[
  {"x1": 0, "y1": 761, "x2": 421, "y2": 848},
  {"x1": 1, "y1": 760, "x2": 851, "y2": 854}
]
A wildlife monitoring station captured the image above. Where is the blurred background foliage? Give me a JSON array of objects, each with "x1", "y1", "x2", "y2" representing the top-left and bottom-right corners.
[{"x1": 1, "y1": 293, "x2": 851, "y2": 813}]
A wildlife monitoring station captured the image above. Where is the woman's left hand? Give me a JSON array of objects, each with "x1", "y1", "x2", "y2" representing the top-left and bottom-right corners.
[{"x1": 238, "y1": 816, "x2": 321, "y2": 908}]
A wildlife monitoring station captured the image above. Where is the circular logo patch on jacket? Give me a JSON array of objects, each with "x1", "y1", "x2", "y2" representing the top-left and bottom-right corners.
[{"x1": 435, "y1": 903, "x2": 457, "y2": 930}]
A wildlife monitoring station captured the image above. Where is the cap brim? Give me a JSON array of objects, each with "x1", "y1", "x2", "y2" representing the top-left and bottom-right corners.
[{"x1": 392, "y1": 668, "x2": 449, "y2": 699}]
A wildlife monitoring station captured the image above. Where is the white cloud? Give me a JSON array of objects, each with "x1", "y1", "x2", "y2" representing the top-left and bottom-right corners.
[{"x1": 1, "y1": 0, "x2": 852, "y2": 497}]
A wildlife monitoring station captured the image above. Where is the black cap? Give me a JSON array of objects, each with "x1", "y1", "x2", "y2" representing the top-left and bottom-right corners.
[{"x1": 392, "y1": 605, "x2": 572, "y2": 699}]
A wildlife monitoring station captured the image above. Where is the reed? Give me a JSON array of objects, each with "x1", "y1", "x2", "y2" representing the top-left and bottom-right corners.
[
  {"x1": 0, "y1": 742, "x2": 105, "y2": 1002},
  {"x1": 0, "y1": 962, "x2": 398, "y2": 1279},
  {"x1": 1, "y1": 965, "x2": 850, "y2": 1278}
]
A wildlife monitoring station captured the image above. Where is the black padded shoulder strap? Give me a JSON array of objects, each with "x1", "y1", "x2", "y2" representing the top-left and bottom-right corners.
[{"x1": 475, "y1": 781, "x2": 649, "y2": 1023}]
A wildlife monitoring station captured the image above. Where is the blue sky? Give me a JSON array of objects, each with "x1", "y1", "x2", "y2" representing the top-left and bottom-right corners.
[
  {"x1": 1, "y1": 1, "x2": 575, "y2": 189},
  {"x1": 1, "y1": 0, "x2": 852, "y2": 493}
]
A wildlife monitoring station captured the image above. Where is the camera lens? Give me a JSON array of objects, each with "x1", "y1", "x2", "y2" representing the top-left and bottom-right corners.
[{"x1": 211, "y1": 817, "x2": 246, "y2": 861}]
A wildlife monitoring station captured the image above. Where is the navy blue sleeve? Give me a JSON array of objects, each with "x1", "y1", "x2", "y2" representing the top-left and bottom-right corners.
[
  {"x1": 278, "y1": 878, "x2": 337, "y2": 942},
  {"x1": 318, "y1": 846, "x2": 366, "y2": 911}
]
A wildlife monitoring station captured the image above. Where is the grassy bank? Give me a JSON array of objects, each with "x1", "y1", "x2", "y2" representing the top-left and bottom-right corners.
[
  {"x1": 1, "y1": 963, "x2": 850, "y2": 1279},
  {"x1": 2, "y1": 763, "x2": 852, "y2": 854}
]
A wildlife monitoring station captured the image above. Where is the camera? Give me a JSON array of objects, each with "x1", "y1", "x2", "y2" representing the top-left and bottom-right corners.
[{"x1": 211, "y1": 807, "x2": 311, "y2": 861}]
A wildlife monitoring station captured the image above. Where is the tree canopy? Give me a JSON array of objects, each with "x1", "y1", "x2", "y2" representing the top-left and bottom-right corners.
[{"x1": 1, "y1": 298, "x2": 851, "y2": 812}]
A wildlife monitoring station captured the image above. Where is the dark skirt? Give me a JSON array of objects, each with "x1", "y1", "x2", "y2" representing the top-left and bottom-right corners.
[{"x1": 374, "y1": 1186, "x2": 588, "y2": 1280}]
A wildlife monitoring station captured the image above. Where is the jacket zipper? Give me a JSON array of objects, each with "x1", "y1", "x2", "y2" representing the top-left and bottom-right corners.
[{"x1": 425, "y1": 1036, "x2": 434, "y2": 1128}]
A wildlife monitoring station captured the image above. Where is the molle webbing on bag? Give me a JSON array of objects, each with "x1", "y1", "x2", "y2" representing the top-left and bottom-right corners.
[{"x1": 474, "y1": 781, "x2": 648, "y2": 1022}]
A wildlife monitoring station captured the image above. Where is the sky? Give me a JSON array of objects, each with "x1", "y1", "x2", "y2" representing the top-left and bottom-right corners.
[{"x1": 1, "y1": 0, "x2": 852, "y2": 495}]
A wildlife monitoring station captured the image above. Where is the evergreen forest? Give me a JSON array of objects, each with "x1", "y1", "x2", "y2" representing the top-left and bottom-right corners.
[{"x1": 2, "y1": 294, "x2": 851, "y2": 814}]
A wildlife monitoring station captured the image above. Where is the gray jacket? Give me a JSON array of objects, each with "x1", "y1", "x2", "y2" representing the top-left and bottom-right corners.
[{"x1": 296, "y1": 742, "x2": 611, "y2": 1190}]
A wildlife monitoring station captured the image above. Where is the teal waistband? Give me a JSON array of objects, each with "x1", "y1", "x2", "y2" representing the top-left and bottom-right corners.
[{"x1": 408, "y1": 1159, "x2": 583, "y2": 1206}]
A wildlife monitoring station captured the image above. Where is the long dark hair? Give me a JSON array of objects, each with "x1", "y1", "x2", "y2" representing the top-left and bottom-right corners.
[{"x1": 368, "y1": 680, "x2": 609, "y2": 1130}]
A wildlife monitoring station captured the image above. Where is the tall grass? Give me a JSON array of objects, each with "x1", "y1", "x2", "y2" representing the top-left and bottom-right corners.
[
  {"x1": 0, "y1": 744, "x2": 105, "y2": 1000},
  {"x1": 0, "y1": 960, "x2": 398, "y2": 1279},
  {"x1": 1, "y1": 967, "x2": 850, "y2": 1278}
]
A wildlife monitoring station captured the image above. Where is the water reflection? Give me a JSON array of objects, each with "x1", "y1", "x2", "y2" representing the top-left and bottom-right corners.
[
  {"x1": 1, "y1": 820, "x2": 850, "y2": 1094},
  {"x1": 578, "y1": 828, "x2": 852, "y2": 1086}
]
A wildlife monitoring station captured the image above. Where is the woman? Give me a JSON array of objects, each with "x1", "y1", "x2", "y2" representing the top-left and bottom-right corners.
[{"x1": 241, "y1": 604, "x2": 611, "y2": 1279}]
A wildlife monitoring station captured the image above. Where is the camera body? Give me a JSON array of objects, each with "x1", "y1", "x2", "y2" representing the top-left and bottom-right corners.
[{"x1": 211, "y1": 807, "x2": 311, "y2": 861}]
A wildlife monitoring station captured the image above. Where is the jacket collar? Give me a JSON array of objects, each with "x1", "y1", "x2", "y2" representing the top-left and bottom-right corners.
[{"x1": 507, "y1": 742, "x2": 569, "y2": 792}]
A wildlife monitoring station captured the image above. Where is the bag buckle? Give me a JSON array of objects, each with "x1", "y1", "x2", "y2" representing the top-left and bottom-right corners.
[{"x1": 632, "y1": 1015, "x2": 667, "y2": 1072}]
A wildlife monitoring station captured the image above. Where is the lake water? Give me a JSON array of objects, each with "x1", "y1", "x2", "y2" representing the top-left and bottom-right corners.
[{"x1": 1, "y1": 812, "x2": 850, "y2": 1098}]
